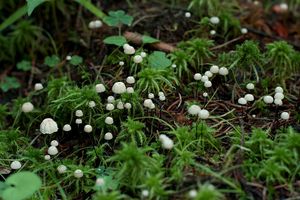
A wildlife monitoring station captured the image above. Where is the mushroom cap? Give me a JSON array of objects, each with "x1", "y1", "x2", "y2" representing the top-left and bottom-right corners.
[
  {"x1": 112, "y1": 82, "x2": 126, "y2": 94},
  {"x1": 40, "y1": 118, "x2": 58, "y2": 134}
]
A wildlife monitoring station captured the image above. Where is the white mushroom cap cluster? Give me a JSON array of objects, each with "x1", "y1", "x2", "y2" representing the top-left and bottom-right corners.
[
  {"x1": 263, "y1": 86, "x2": 285, "y2": 105},
  {"x1": 88, "y1": 20, "x2": 103, "y2": 29},
  {"x1": 187, "y1": 105, "x2": 210, "y2": 119},
  {"x1": 158, "y1": 91, "x2": 166, "y2": 101},
  {"x1": 143, "y1": 99, "x2": 155, "y2": 109},
  {"x1": 194, "y1": 65, "x2": 228, "y2": 88},
  {"x1": 159, "y1": 134, "x2": 174, "y2": 149},
  {"x1": 123, "y1": 44, "x2": 135, "y2": 55}
]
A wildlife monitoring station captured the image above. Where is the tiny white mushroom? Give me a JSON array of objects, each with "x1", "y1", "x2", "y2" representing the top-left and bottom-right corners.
[
  {"x1": 204, "y1": 71, "x2": 213, "y2": 78},
  {"x1": 238, "y1": 97, "x2": 247, "y2": 105},
  {"x1": 34, "y1": 83, "x2": 44, "y2": 91},
  {"x1": 75, "y1": 118, "x2": 82, "y2": 124},
  {"x1": 44, "y1": 155, "x2": 51, "y2": 160},
  {"x1": 218, "y1": 67, "x2": 229, "y2": 75},
  {"x1": 50, "y1": 140, "x2": 59, "y2": 147},
  {"x1": 104, "y1": 132, "x2": 113, "y2": 140},
  {"x1": 112, "y1": 82, "x2": 127, "y2": 94},
  {"x1": 126, "y1": 76, "x2": 135, "y2": 84},
  {"x1": 96, "y1": 178, "x2": 105, "y2": 186},
  {"x1": 246, "y1": 83, "x2": 255, "y2": 90},
  {"x1": 105, "y1": 117, "x2": 114, "y2": 125},
  {"x1": 198, "y1": 109, "x2": 210, "y2": 119},
  {"x1": 263, "y1": 96, "x2": 274, "y2": 104},
  {"x1": 148, "y1": 93, "x2": 154, "y2": 99},
  {"x1": 126, "y1": 87, "x2": 134, "y2": 93},
  {"x1": 40, "y1": 118, "x2": 58, "y2": 134},
  {"x1": 106, "y1": 103, "x2": 115, "y2": 111},
  {"x1": 241, "y1": 28, "x2": 248, "y2": 34},
  {"x1": 280, "y1": 112, "x2": 289, "y2": 120},
  {"x1": 142, "y1": 189, "x2": 149, "y2": 197},
  {"x1": 188, "y1": 189, "x2": 197, "y2": 198},
  {"x1": 159, "y1": 134, "x2": 174, "y2": 149},
  {"x1": 140, "y1": 52, "x2": 147, "y2": 58},
  {"x1": 22, "y1": 102, "x2": 34, "y2": 113},
  {"x1": 185, "y1": 12, "x2": 191, "y2": 18},
  {"x1": 63, "y1": 124, "x2": 71, "y2": 132},
  {"x1": 10, "y1": 161, "x2": 22, "y2": 170},
  {"x1": 275, "y1": 86, "x2": 283, "y2": 93},
  {"x1": 48, "y1": 146, "x2": 58, "y2": 156},
  {"x1": 75, "y1": 110, "x2": 83, "y2": 117},
  {"x1": 204, "y1": 81, "x2": 212, "y2": 88},
  {"x1": 124, "y1": 103, "x2": 132, "y2": 109},
  {"x1": 133, "y1": 55, "x2": 143, "y2": 64},
  {"x1": 244, "y1": 94, "x2": 254, "y2": 102},
  {"x1": 274, "y1": 99, "x2": 283, "y2": 106},
  {"x1": 117, "y1": 101, "x2": 124, "y2": 109},
  {"x1": 95, "y1": 84, "x2": 106, "y2": 93},
  {"x1": 74, "y1": 169, "x2": 83, "y2": 178},
  {"x1": 159, "y1": 95, "x2": 166, "y2": 101},
  {"x1": 188, "y1": 105, "x2": 201, "y2": 116},
  {"x1": 210, "y1": 65, "x2": 219, "y2": 74},
  {"x1": 194, "y1": 73, "x2": 202, "y2": 81},
  {"x1": 107, "y1": 96, "x2": 115, "y2": 103},
  {"x1": 88, "y1": 101, "x2": 96, "y2": 108},
  {"x1": 57, "y1": 165, "x2": 67, "y2": 174},
  {"x1": 210, "y1": 30, "x2": 216, "y2": 35},
  {"x1": 210, "y1": 16, "x2": 220, "y2": 24},
  {"x1": 119, "y1": 61, "x2": 125, "y2": 66},
  {"x1": 84, "y1": 125, "x2": 93, "y2": 133},
  {"x1": 274, "y1": 93, "x2": 284, "y2": 100},
  {"x1": 201, "y1": 75, "x2": 209, "y2": 82}
]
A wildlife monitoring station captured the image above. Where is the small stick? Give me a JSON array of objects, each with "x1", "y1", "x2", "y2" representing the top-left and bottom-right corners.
[{"x1": 123, "y1": 31, "x2": 177, "y2": 52}]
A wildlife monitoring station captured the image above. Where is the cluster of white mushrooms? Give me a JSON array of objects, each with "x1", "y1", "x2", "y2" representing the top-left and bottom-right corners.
[{"x1": 194, "y1": 65, "x2": 228, "y2": 91}]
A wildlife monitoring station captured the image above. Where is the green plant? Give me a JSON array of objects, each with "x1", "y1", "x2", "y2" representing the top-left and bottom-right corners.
[
  {"x1": 0, "y1": 76, "x2": 21, "y2": 92},
  {"x1": 169, "y1": 50, "x2": 191, "y2": 79},
  {"x1": 0, "y1": 171, "x2": 42, "y2": 200},
  {"x1": 117, "y1": 117, "x2": 146, "y2": 145},
  {"x1": 230, "y1": 40, "x2": 264, "y2": 82},
  {"x1": 107, "y1": 143, "x2": 158, "y2": 189},
  {"x1": 194, "y1": 183, "x2": 224, "y2": 200},
  {"x1": 137, "y1": 67, "x2": 178, "y2": 93},
  {"x1": 179, "y1": 38, "x2": 214, "y2": 71},
  {"x1": 266, "y1": 41, "x2": 297, "y2": 83}
]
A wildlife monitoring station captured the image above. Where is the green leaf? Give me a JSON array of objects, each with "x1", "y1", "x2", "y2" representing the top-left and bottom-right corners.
[
  {"x1": 103, "y1": 36, "x2": 127, "y2": 47},
  {"x1": 44, "y1": 55, "x2": 60, "y2": 67},
  {"x1": 75, "y1": 0, "x2": 106, "y2": 19},
  {"x1": 1, "y1": 172, "x2": 42, "y2": 200},
  {"x1": 148, "y1": 51, "x2": 172, "y2": 69},
  {"x1": 70, "y1": 55, "x2": 83, "y2": 66},
  {"x1": 103, "y1": 10, "x2": 133, "y2": 27},
  {"x1": 142, "y1": 35, "x2": 159, "y2": 44},
  {"x1": 0, "y1": 77, "x2": 21, "y2": 92},
  {"x1": 0, "y1": 5, "x2": 27, "y2": 32},
  {"x1": 16, "y1": 60, "x2": 32, "y2": 71},
  {"x1": 26, "y1": 0, "x2": 47, "y2": 16}
]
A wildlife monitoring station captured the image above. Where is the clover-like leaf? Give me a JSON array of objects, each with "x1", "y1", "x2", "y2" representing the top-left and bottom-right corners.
[
  {"x1": 0, "y1": 76, "x2": 21, "y2": 92},
  {"x1": 70, "y1": 55, "x2": 83, "y2": 66},
  {"x1": 103, "y1": 36, "x2": 127, "y2": 47},
  {"x1": 142, "y1": 35, "x2": 159, "y2": 44},
  {"x1": 26, "y1": 0, "x2": 47, "y2": 16},
  {"x1": 16, "y1": 60, "x2": 32, "y2": 71},
  {"x1": 1, "y1": 172, "x2": 42, "y2": 200},
  {"x1": 44, "y1": 55, "x2": 60, "y2": 68},
  {"x1": 103, "y1": 10, "x2": 133, "y2": 27},
  {"x1": 148, "y1": 51, "x2": 172, "y2": 69}
]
